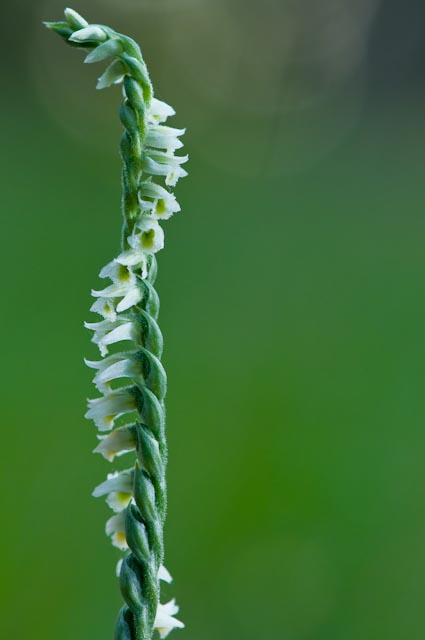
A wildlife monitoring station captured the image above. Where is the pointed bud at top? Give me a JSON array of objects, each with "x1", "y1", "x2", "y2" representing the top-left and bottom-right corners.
[
  {"x1": 69, "y1": 26, "x2": 107, "y2": 44},
  {"x1": 64, "y1": 8, "x2": 88, "y2": 30}
]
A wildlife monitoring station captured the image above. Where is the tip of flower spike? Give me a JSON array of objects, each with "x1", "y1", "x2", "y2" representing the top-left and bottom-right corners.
[{"x1": 64, "y1": 8, "x2": 88, "y2": 29}]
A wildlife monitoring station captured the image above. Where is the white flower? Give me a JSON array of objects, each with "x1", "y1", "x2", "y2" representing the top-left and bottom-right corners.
[
  {"x1": 106, "y1": 512, "x2": 128, "y2": 550},
  {"x1": 90, "y1": 298, "x2": 117, "y2": 321},
  {"x1": 93, "y1": 425, "x2": 136, "y2": 461},
  {"x1": 130, "y1": 217, "x2": 164, "y2": 254},
  {"x1": 106, "y1": 491, "x2": 133, "y2": 513},
  {"x1": 148, "y1": 98, "x2": 176, "y2": 124},
  {"x1": 158, "y1": 564, "x2": 173, "y2": 583},
  {"x1": 93, "y1": 469, "x2": 133, "y2": 502},
  {"x1": 143, "y1": 151, "x2": 189, "y2": 187},
  {"x1": 99, "y1": 261, "x2": 133, "y2": 282},
  {"x1": 85, "y1": 352, "x2": 141, "y2": 392},
  {"x1": 85, "y1": 318, "x2": 138, "y2": 356},
  {"x1": 146, "y1": 125, "x2": 185, "y2": 152},
  {"x1": 154, "y1": 600, "x2": 184, "y2": 639},
  {"x1": 116, "y1": 287, "x2": 142, "y2": 313},
  {"x1": 138, "y1": 181, "x2": 181, "y2": 220},
  {"x1": 115, "y1": 247, "x2": 148, "y2": 274},
  {"x1": 85, "y1": 388, "x2": 136, "y2": 431},
  {"x1": 92, "y1": 262, "x2": 142, "y2": 313}
]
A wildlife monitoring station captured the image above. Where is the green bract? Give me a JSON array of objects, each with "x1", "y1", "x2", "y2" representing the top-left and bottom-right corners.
[{"x1": 46, "y1": 8, "x2": 187, "y2": 640}]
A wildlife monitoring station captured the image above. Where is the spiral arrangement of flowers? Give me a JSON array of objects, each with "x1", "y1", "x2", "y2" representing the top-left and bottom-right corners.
[{"x1": 46, "y1": 8, "x2": 187, "y2": 639}]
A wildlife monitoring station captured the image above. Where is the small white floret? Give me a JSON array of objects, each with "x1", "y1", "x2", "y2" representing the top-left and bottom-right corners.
[
  {"x1": 106, "y1": 491, "x2": 133, "y2": 513},
  {"x1": 148, "y1": 98, "x2": 176, "y2": 124},
  {"x1": 143, "y1": 151, "x2": 188, "y2": 187},
  {"x1": 130, "y1": 218, "x2": 164, "y2": 254},
  {"x1": 106, "y1": 512, "x2": 128, "y2": 550},
  {"x1": 85, "y1": 319, "x2": 138, "y2": 356},
  {"x1": 93, "y1": 263, "x2": 142, "y2": 313},
  {"x1": 138, "y1": 181, "x2": 181, "y2": 220},
  {"x1": 99, "y1": 261, "x2": 133, "y2": 283},
  {"x1": 146, "y1": 125, "x2": 185, "y2": 152},
  {"x1": 90, "y1": 298, "x2": 117, "y2": 321},
  {"x1": 154, "y1": 600, "x2": 184, "y2": 639},
  {"x1": 85, "y1": 388, "x2": 136, "y2": 431},
  {"x1": 89, "y1": 353, "x2": 140, "y2": 391},
  {"x1": 115, "y1": 248, "x2": 147, "y2": 270},
  {"x1": 94, "y1": 425, "x2": 137, "y2": 461}
]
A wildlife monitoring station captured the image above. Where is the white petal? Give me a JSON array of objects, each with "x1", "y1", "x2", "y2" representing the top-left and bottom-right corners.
[
  {"x1": 85, "y1": 389, "x2": 136, "y2": 431},
  {"x1": 148, "y1": 150, "x2": 188, "y2": 166},
  {"x1": 138, "y1": 182, "x2": 181, "y2": 220},
  {"x1": 106, "y1": 511, "x2": 125, "y2": 535},
  {"x1": 130, "y1": 219, "x2": 164, "y2": 254},
  {"x1": 94, "y1": 425, "x2": 137, "y2": 461},
  {"x1": 90, "y1": 298, "x2": 117, "y2": 321},
  {"x1": 146, "y1": 125, "x2": 185, "y2": 151},
  {"x1": 85, "y1": 318, "x2": 113, "y2": 333},
  {"x1": 160, "y1": 600, "x2": 179, "y2": 617},
  {"x1": 69, "y1": 26, "x2": 107, "y2": 43},
  {"x1": 93, "y1": 355, "x2": 140, "y2": 388},
  {"x1": 165, "y1": 166, "x2": 188, "y2": 187},
  {"x1": 106, "y1": 512, "x2": 128, "y2": 549},
  {"x1": 148, "y1": 98, "x2": 176, "y2": 124},
  {"x1": 91, "y1": 283, "x2": 131, "y2": 298},
  {"x1": 143, "y1": 157, "x2": 188, "y2": 187},
  {"x1": 90, "y1": 321, "x2": 137, "y2": 355},
  {"x1": 106, "y1": 491, "x2": 133, "y2": 513},
  {"x1": 92, "y1": 469, "x2": 133, "y2": 497},
  {"x1": 111, "y1": 532, "x2": 128, "y2": 550},
  {"x1": 115, "y1": 248, "x2": 146, "y2": 267},
  {"x1": 116, "y1": 286, "x2": 142, "y2": 312},
  {"x1": 85, "y1": 351, "x2": 129, "y2": 371},
  {"x1": 154, "y1": 600, "x2": 184, "y2": 639},
  {"x1": 158, "y1": 565, "x2": 173, "y2": 583},
  {"x1": 99, "y1": 261, "x2": 134, "y2": 283}
]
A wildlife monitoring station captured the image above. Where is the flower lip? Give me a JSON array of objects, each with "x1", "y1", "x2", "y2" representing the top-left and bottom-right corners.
[
  {"x1": 92, "y1": 469, "x2": 134, "y2": 498},
  {"x1": 154, "y1": 599, "x2": 185, "y2": 639},
  {"x1": 85, "y1": 388, "x2": 137, "y2": 431},
  {"x1": 93, "y1": 425, "x2": 137, "y2": 461}
]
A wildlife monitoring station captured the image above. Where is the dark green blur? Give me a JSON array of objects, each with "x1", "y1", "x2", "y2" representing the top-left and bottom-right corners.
[{"x1": 1, "y1": 1, "x2": 425, "y2": 639}]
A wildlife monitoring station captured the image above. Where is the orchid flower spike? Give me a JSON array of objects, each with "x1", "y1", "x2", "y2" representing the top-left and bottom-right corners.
[{"x1": 45, "y1": 8, "x2": 187, "y2": 639}]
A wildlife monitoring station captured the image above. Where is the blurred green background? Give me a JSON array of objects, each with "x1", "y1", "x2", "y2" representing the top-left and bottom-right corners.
[{"x1": 1, "y1": 0, "x2": 425, "y2": 638}]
